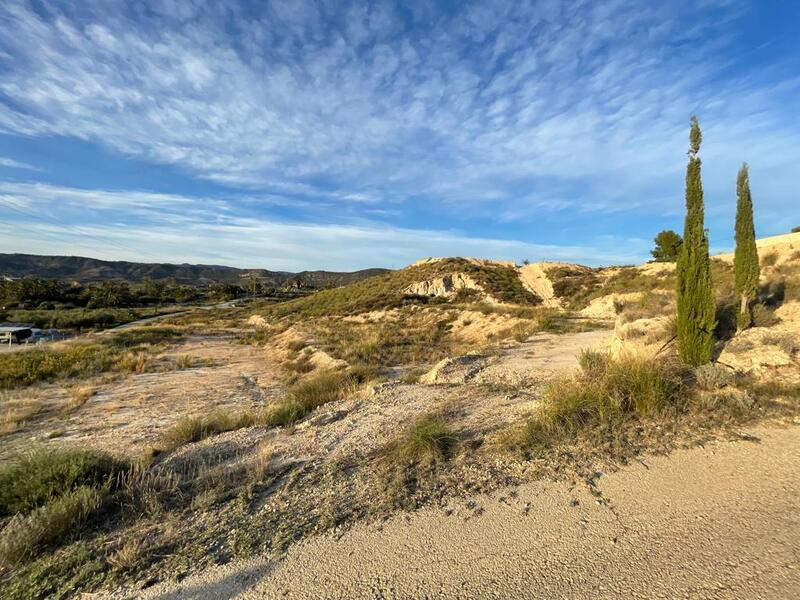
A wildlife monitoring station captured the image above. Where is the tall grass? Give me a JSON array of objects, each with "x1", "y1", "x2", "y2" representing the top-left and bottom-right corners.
[
  {"x1": 0, "y1": 486, "x2": 104, "y2": 568},
  {"x1": 0, "y1": 448, "x2": 127, "y2": 517},
  {"x1": 498, "y1": 352, "x2": 686, "y2": 455},
  {"x1": 0, "y1": 448, "x2": 128, "y2": 569}
]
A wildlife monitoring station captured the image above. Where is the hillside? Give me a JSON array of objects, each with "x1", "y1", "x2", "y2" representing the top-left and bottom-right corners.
[
  {"x1": 0, "y1": 253, "x2": 389, "y2": 288},
  {"x1": 1, "y1": 238, "x2": 798, "y2": 599},
  {"x1": 261, "y1": 257, "x2": 541, "y2": 317}
]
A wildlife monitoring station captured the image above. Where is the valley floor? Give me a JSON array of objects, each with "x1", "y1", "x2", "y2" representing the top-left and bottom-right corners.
[{"x1": 114, "y1": 423, "x2": 800, "y2": 600}]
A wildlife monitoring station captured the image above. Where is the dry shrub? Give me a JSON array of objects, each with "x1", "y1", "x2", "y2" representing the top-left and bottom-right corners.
[
  {"x1": 762, "y1": 332, "x2": 799, "y2": 355},
  {"x1": 115, "y1": 352, "x2": 151, "y2": 374},
  {"x1": 159, "y1": 412, "x2": 256, "y2": 452},
  {"x1": 108, "y1": 536, "x2": 149, "y2": 571},
  {"x1": 694, "y1": 364, "x2": 734, "y2": 391},
  {"x1": 498, "y1": 353, "x2": 686, "y2": 456},
  {"x1": 761, "y1": 252, "x2": 778, "y2": 268},
  {"x1": 67, "y1": 385, "x2": 96, "y2": 409},
  {"x1": 751, "y1": 304, "x2": 778, "y2": 327}
]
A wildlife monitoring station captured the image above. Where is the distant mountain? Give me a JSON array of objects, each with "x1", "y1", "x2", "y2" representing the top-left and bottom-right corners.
[{"x1": 0, "y1": 253, "x2": 390, "y2": 288}]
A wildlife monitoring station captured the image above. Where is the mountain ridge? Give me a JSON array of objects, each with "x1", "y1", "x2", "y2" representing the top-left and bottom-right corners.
[{"x1": 0, "y1": 253, "x2": 389, "y2": 287}]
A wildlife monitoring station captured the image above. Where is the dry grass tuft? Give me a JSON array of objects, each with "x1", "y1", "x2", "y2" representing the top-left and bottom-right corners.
[
  {"x1": 67, "y1": 384, "x2": 97, "y2": 410},
  {"x1": 378, "y1": 414, "x2": 457, "y2": 507},
  {"x1": 497, "y1": 353, "x2": 687, "y2": 456},
  {"x1": 0, "y1": 486, "x2": 104, "y2": 568}
]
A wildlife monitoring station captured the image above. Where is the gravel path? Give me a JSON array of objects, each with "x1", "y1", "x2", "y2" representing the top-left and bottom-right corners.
[{"x1": 121, "y1": 424, "x2": 800, "y2": 600}]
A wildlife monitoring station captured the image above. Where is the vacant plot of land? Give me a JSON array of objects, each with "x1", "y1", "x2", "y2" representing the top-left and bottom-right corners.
[{"x1": 128, "y1": 424, "x2": 800, "y2": 599}]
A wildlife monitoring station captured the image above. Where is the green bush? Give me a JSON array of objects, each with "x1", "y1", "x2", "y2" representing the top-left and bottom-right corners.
[{"x1": 0, "y1": 449, "x2": 127, "y2": 517}]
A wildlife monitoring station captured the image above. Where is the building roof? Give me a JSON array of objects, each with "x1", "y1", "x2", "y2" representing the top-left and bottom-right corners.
[{"x1": 0, "y1": 322, "x2": 34, "y2": 332}]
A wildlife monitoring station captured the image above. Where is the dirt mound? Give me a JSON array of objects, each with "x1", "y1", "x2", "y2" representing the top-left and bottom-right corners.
[
  {"x1": 449, "y1": 310, "x2": 534, "y2": 344},
  {"x1": 420, "y1": 354, "x2": 489, "y2": 384},
  {"x1": 580, "y1": 292, "x2": 644, "y2": 319},
  {"x1": 270, "y1": 326, "x2": 348, "y2": 372},
  {"x1": 716, "y1": 231, "x2": 800, "y2": 266},
  {"x1": 718, "y1": 301, "x2": 800, "y2": 379}
]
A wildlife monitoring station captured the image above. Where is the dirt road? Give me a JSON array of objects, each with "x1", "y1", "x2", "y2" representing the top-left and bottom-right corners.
[{"x1": 123, "y1": 424, "x2": 800, "y2": 600}]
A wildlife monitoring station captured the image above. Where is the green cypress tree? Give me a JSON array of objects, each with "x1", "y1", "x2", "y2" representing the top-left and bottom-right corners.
[
  {"x1": 733, "y1": 163, "x2": 759, "y2": 330},
  {"x1": 676, "y1": 116, "x2": 716, "y2": 366}
]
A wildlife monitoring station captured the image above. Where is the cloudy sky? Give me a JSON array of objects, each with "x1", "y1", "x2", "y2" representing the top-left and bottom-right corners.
[{"x1": 0, "y1": 0, "x2": 797, "y2": 271}]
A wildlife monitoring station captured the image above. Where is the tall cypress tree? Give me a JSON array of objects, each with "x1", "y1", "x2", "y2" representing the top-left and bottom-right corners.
[
  {"x1": 676, "y1": 116, "x2": 716, "y2": 366},
  {"x1": 734, "y1": 163, "x2": 759, "y2": 329}
]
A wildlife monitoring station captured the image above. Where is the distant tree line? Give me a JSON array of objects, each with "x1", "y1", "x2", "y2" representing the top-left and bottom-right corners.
[{"x1": 0, "y1": 277, "x2": 286, "y2": 310}]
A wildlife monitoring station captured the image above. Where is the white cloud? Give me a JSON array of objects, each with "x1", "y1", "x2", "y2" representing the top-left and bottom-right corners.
[
  {"x1": 0, "y1": 156, "x2": 40, "y2": 171},
  {"x1": 0, "y1": 182, "x2": 647, "y2": 269},
  {"x1": 0, "y1": 0, "x2": 796, "y2": 222}
]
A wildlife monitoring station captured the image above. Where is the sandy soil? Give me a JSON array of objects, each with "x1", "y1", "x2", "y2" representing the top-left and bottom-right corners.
[
  {"x1": 116, "y1": 424, "x2": 800, "y2": 600},
  {"x1": 0, "y1": 335, "x2": 282, "y2": 458}
]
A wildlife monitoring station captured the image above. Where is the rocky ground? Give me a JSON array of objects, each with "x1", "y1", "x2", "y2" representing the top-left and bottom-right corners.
[{"x1": 112, "y1": 424, "x2": 800, "y2": 600}]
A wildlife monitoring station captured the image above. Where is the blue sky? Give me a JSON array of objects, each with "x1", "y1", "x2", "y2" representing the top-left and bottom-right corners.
[{"x1": 0, "y1": 0, "x2": 798, "y2": 271}]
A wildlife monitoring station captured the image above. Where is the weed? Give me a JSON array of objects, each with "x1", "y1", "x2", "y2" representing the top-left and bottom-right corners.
[{"x1": 67, "y1": 385, "x2": 96, "y2": 410}]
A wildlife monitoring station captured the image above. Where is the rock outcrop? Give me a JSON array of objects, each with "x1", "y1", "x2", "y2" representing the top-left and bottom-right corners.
[{"x1": 404, "y1": 273, "x2": 484, "y2": 298}]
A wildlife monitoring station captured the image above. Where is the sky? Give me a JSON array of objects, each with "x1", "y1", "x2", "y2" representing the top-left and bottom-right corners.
[{"x1": 0, "y1": 0, "x2": 798, "y2": 272}]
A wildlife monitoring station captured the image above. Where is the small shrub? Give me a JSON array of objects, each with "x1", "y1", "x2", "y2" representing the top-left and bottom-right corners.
[
  {"x1": 693, "y1": 364, "x2": 734, "y2": 391},
  {"x1": 159, "y1": 412, "x2": 256, "y2": 452},
  {"x1": 174, "y1": 355, "x2": 194, "y2": 370},
  {"x1": 0, "y1": 448, "x2": 127, "y2": 517},
  {"x1": 760, "y1": 252, "x2": 778, "y2": 268},
  {"x1": 115, "y1": 351, "x2": 151, "y2": 374},
  {"x1": 751, "y1": 304, "x2": 778, "y2": 327},
  {"x1": 762, "y1": 332, "x2": 799, "y2": 355},
  {"x1": 286, "y1": 339, "x2": 308, "y2": 352},
  {"x1": 378, "y1": 414, "x2": 456, "y2": 506},
  {"x1": 696, "y1": 389, "x2": 755, "y2": 412},
  {"x1": 67, "y1": 385, "x2": 97, "y2": 409},
  {"x1": 108, "y1": 536, "x2": 149, "y2": 571},
  {"x1": 578, "y1": 349, "x2": 610, "y2": 379}
]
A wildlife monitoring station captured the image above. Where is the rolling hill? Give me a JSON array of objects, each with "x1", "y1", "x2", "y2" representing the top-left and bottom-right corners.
[{"x1": 0, "y1": 253, "x2": 389, "y2": 288}]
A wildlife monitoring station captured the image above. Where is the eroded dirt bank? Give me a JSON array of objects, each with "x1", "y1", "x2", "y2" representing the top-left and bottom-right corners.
[{"x1": 118, "y1": 424, "x2": 800, "y2": 600}]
